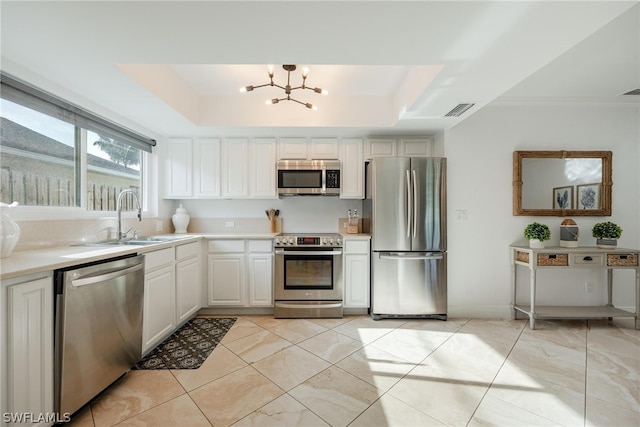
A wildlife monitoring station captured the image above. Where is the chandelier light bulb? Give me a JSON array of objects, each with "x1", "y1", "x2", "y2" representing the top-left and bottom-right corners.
[
  {"x1": 302, "y1": 67, "x2": 309, "y2": 77},
  {"x1": 267, "y1": 64, "x2": 274, "y2": 77}
]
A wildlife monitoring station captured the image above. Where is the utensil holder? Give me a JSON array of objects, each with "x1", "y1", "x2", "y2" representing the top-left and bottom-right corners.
[{"x1": 270, "y1": 218, "x2": 277, "y2": 233}]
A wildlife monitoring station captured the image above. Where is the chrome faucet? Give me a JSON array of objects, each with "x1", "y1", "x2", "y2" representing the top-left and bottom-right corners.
[{"x1": 116, "y1": 189, "x2": 142, "y2": 241}]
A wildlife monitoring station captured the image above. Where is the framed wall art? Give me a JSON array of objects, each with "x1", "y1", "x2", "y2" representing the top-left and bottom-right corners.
[
  {"x1": 577, "y1": 183, "x2": 600, "y2": 210},
  {"x1": 552, "y1": 186, "x2": 573, "y2": 209}
]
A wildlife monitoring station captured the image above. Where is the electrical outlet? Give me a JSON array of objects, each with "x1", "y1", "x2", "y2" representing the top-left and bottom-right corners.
[
  {"x1": 155, "y1": 220, "x2": 163, "y2": 232},
  {"x1": 585, "y1": 281, "x2": 592, "y2": 293},
  {"x1": 225, "y1": 221, "x2": 235, "y2": 228}
]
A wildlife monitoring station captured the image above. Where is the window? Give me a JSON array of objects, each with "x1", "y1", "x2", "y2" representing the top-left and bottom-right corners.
[{"x1": 0, "y1": 73, "x2": 154, "y2": 211}]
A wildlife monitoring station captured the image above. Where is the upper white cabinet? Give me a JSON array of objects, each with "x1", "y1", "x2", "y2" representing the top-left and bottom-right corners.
[
  {"x1": 339, "y1": 138, "x2": 364, "y2": 199},
  {"x1": 166, "y1": 138, "x2": 193, "y2": 197},
  {"x1": 278, "y1": 137, "x2": 308, "y2": 159},
  {"x1": 365, "y1": 137, "x2": 433, "y2": 160},
  {"x1": 194, "y1": 138, "x2": 221, "y2": 197},
  {"x1": 250, "y1": 138, "x2": 277, "y2": 198},
  {"x1": 310, "y1": 138, "x2": 339, "y2": 159},
  {"x1": 222, "y1": 138, "x2": 249, "y2": 198},
  {"x1": 278, "y1": 137, "x2": 339, "y2": 160},
  {"x1": 165, "y1": 137, "x2": 277, "y2": 199}
]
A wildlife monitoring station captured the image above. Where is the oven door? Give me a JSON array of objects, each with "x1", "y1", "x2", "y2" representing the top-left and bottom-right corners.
[{"x1": 274, "y1": 248, "x2": 343, "y2": 301}]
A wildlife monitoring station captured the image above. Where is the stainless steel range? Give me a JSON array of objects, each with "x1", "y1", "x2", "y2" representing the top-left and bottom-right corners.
[{"x1": 274, "y1": 233, "x2": 343, "y2": 318}]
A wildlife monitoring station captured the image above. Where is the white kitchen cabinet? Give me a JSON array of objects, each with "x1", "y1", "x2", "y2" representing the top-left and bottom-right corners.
[
  {"x1": 343, "y1": 238, "x2": 371, "y2": 308},
  {"x1": 250, "y1": 138, "x2": 277, "y2": 198},
  {"x1": 222, "y1": 138, "x2": 249, "y2": 198},
  {"x1": 339, "y1": 138, "x2": 364, "y2": 199},
  {"x1": 207, "y1": 239, "x2": 273, "y2": 307},
  {"x1": 166, "y1": 137, "x2": 193, "y2": 197},
  {"x1": 364, "y1": 138, "x2": 396, "y2": 159},
  {"x1": 175, "y1": 242, "x2": 201, "y2": 324},
  {"x1": 3, "y1": 273, "x2": 54, "y2": 426},
  {"x1": 194, "y1": 138, "x2": 221, "y2": 197},
  {"x1": 278, "y1": 137, "x2": 308, "y2": 159},
  {"x1": 399, "y1": 137, "x2": 433, "y2": 157},
  {"x1": 365, "y1": 137, "x2": 434, "y2": 160},
  {"x1": 142, "y1": 248, "x2": 176, "y2": 354},
  {"x1": 247, "y1": 240, "x2": 273, "y2": 306},
  {"x1": 310, "y1": 138, "x2": 339, "y2": 159}
]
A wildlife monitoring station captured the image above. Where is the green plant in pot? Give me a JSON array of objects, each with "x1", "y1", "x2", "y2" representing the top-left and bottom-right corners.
[
  {"x1": 592, "y1": 221, "x2": 622, "y2": 249},
  {"x1": 524, "y1": 222, "x2": 551, "y2": 249}
]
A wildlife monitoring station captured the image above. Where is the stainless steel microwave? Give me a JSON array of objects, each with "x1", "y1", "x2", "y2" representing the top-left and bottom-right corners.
[{"x1": 277, "y1": 160, "x2": 341, "y2": 196}]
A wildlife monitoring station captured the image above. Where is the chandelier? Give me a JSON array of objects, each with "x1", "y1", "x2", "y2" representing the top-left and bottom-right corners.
[{"x1": 240, "y1": 64, "x2": 328, "y2": 110}]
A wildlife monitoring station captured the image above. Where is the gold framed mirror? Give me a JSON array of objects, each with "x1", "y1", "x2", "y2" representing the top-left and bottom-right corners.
[{"x1": 513, "y1": 150, "x2": 612, "y2": 216}]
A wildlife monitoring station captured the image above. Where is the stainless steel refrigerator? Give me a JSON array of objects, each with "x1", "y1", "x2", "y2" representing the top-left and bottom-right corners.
[{"x1": 364, "y1": 157, "x2": 447, "y2": 320}]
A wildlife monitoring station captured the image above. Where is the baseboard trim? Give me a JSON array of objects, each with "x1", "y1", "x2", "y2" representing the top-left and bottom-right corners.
[{"x1": 447, "y1": 305, "x2": 514, "y2": 319}]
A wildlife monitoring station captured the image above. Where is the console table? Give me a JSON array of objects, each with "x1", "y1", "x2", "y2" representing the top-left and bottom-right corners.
[{"x1": 510, "y1": 245, "x2": 639, "y2": 330}]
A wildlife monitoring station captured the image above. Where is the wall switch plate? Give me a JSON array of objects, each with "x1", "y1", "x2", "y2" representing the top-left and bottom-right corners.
[
  {"x1": 585, "y1": 281, "x2": 592, "y2": 293},
  {"x1": 155, "y1": 220, "x2": 163, "y2": 231},
  {"x1": 225, "y1": 221, "x2": 235, "y2": 228}
]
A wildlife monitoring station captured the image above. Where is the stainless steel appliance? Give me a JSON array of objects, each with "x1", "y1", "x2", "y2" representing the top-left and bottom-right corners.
[
  {"x1": 274, "y1": 234, "x2": 343, "y2": 318},
  {"x1": 54, "y1": 254, "x2": 144, "y2": 415},
  {"x1": 277, "y1": 160, "x2": 340, "y2": 196},
  {"x1": 364, "y1": 157, "x2": 447, "y2": 320}
]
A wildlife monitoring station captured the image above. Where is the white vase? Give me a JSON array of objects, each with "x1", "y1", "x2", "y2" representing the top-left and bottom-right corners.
[
  {"x1": 172, "y1": 204, "x2": 190, "y2": 234},
  {"x1": 0, "y1": 202, "x2": 21, "y2": 258},
  {"x1": 529, "y1": 239, "x2": 545, "y2": 249}
]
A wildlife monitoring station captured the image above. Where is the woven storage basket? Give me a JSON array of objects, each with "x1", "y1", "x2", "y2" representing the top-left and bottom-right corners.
[
  {"x1": 606, "y1": 254, "x2": 638, "y2": 267},
  {"x1": 537, "y1": 253, "x2": 568, "y2": 266},
  {"x1": 515, "y1": 251, "x2": 530, "y2": 264}
]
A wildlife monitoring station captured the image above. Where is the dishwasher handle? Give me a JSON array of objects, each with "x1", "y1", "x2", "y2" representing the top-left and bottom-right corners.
[{"x1": 71, "y1": 263, "x2": 143, "y2": 287}]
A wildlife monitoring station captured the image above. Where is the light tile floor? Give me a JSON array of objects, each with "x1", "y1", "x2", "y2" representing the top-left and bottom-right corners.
[{"x1": 68, "y1": 316, "x2": 639, "y2": 427}]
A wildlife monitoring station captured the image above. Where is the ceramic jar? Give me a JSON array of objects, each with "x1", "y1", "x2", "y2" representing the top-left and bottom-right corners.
[
  {"x1": 1, "y1": 202, "x2": 21, "y2": 258},
  {"x1": 172, "y1": 204, "x2": 190, "y2": 234}
]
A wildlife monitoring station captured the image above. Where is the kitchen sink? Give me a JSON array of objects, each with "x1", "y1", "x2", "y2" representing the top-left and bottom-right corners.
[{"x1": 72, "y1": 235, "x2": 193, "y2": 247}]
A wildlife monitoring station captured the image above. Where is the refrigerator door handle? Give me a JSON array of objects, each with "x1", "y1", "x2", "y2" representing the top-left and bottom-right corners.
[
  {"x1": 412, "y1": 169, "x2": 418, "y2": 239},
  {"x1": 406, "y1": 170, "x2": 412, "y2": 238},
  {"x1": 379, "y1": 252, "x2": 444, "y2": 261}
]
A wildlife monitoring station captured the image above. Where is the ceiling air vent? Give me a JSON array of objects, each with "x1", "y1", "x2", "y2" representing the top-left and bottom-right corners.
[
  {"x1": 444, "y1": 103, "x2": 475, "y2": 117},
  {"x1": 623, "y1": 89, "x2": 640, "y2": 95}
]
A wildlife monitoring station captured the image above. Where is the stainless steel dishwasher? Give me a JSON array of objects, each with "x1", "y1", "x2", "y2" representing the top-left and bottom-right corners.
[{"x1": 54, "y1": 254, "x2": 144, "y2": 415}]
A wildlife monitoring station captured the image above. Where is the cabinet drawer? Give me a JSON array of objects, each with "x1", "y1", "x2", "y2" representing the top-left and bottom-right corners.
[
  {"x1": 176, "y1": 241, "x2": 200, "y2": 260},
  {"x1": 209, "y1": 240, "x2": 245, "y2": 253},
  {"x1": 607, "y1": 254, "x2": 638, "y2": 267},
  {"x1": 248, "y1": 240, "x2": 273, "y2": 253},
  {"x1": 345, "y1": 240, "x2": 370, "y2": 254},
  {"x1": 537, "y1": 253, "x2": 568, "y2": 267},
  {"x1": 571, "y1": 254, "x2": 604, "y2": 267},
  {"x1": 145, "y1": 248, "x2": 174, "y2": 271}
]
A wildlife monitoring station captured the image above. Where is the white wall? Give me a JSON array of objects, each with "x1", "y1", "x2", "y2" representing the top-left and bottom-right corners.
[{"x1": 445, "y1": 102, "x2": 640, "y2": 317}]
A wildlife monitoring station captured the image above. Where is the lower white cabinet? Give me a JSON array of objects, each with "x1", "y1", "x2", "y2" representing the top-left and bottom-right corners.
[
  {"x1": 143, "y1": 241, "x2": 202, "y2": 355},
  {"x1": 2, "y1": 272, "x2": 54, "y2": 427},
  {"x1": 343, "y1": 238, "x2": 371, "y2": 308},
  {"x1": 143, "y1": 248, "x2": 176, "y2": 354},
  {"x1": 208, "y1": 239, "x2": 273, "y2": 307}
]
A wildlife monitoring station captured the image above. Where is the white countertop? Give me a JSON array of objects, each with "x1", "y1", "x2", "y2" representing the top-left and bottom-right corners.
[{"x1": 0, "y1": 232, "x2": 279, "y2": 281}]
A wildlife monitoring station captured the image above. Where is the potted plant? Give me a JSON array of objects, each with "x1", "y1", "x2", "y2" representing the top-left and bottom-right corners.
[
  {"x1": 592, "y1": 221, "x2": 622, "y2": 249},
  {"x1": 524, "y1": 222, "x2": 551, "y2": 249}
]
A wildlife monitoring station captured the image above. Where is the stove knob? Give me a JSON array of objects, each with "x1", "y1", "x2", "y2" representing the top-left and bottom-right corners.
[
  {"x1": 274, "y1": 238, "x2": 279, "y2": 245},
  {"x1": 336, "y1": 238, "x2": 342, "y2": 246},
  {"x1": 322, "y1": 238, "x2": 328, "y2": 245},
  {"x1": 288, "y1": 237, "x2": 295, "y2": 245},
  {"x1": 329, "y1": 238, "x2": 335, "y2": 245}
]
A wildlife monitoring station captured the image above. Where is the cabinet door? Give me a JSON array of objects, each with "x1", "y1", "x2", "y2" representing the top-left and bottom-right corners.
[
  {"x1": 400, "y1": 138, "x2": 433, "y2": 157},
  {"x1": 339, "y1": 138, "x2": 364, "y2": 199},
  {"x1": 222, "y1": 138, "x2": 249, "y2": 198},
  {"x1": 194, "y1": 138, "x2": 221, "y2": 197},
  {"x1": 278, "y1": 137, "x2": 308, "y2": 159},
  {"x1": 248, "y1": 254, "x2": 273, "y2": 306},
  {"x1": 364, "y1": 138, "x2": 396, "y2": 159},
  {"x1": 176, "y1": 256, "x2": 201, "y2": 324},
  {"x1": 250, "y1": 138, "x2": 277, "y2": 198},
  {"x1": 344, "y1": 254, "x2": 370, "y2": 308},
  {"x1": 7, "y1": 276, "x2": 54, "y2": 421},
  {"x1": 208, "y1": 255, "x2": 245, "y2": 305},
  {"x1": 166, "y1": 138, "x2": 193, "y2": 197},
  {"x1": 310, "y1": 138, "x2": 339, "y2": 159},
  {"x1": 143, "y1": 265, "x2": 176, "y2": 354}
]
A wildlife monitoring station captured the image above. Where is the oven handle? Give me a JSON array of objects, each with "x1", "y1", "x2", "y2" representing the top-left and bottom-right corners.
[
  {"x1": 275, "y1": 250, "x2": 342, "y2": 256},
  {"x1": 275, "y1": 302, "x2": 343, "y2": 309}
]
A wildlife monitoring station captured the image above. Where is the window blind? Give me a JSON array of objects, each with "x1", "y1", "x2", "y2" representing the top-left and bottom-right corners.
[{"x1": 0, "y1": 72, "x2": 156, "y2": 153}]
